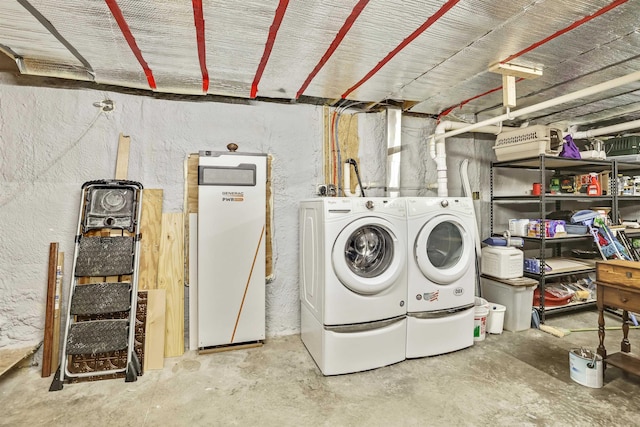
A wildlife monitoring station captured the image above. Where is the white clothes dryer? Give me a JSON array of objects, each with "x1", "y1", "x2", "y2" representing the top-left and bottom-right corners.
[
  {"x1": 299, "y1": 197, "x2": 407, "y2": 375},
  {"x1": 405, "y1": 197, "x2": 476, "y2": 358}
]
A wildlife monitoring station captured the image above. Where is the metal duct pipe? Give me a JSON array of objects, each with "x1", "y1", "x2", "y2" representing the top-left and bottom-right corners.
[
  {"x1": 386, "y1": 106, "x2": 402, "y2": 197},
  {"x1": 572, "y1": 118, "x2": 640, "y2": 139},
  {"x1": 437, "y1": 70, "x2": 640, "y2": 141}
]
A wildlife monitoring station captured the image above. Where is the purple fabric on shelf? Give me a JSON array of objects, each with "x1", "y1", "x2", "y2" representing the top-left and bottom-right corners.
[{"x1": 560, "y1": 135, "x2": 581, "y2": 159}]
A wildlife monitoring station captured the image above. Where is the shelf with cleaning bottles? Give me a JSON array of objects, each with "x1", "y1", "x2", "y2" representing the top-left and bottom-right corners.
[{"x1": 490, "y1": 155, "x2": 621, "y2": 321}]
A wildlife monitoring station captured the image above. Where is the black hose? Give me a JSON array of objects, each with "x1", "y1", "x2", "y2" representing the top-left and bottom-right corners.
[{"x1": 346, "y1": 158, "x2": 366, "y2": 197}]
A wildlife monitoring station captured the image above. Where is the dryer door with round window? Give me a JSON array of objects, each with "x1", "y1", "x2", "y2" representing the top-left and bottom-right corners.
[
  {"x1": 332, "y1": 217, "x2": 405, "y2": 295},
  {"x1": 415, "y1": 214, "x2": 473, "y2": 285}
]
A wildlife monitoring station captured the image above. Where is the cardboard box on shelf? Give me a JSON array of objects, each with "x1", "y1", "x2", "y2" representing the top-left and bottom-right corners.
[{"x1": 527, "y1": 219, "x2": 567, "y2": 238}]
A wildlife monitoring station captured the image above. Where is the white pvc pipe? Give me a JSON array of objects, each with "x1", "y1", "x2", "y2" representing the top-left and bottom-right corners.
[
  {"x1": 573, "y1": 118, "x2": 640, "y2": 139},
  {"x1": 429, "y1": 121, "x2": 509, "y2": 196},
  {"x1": 343, "y1": 162, "x2": 358, "y2": 197},
  {"x1": 567, "y1": 103, "x2": 640, "y2": 127},
  {"x1": 437, "y1": 70, "x2": 640, "y2": 141},
  {"x1": 432, "y1": 127, "x2": 448, "y2": 197},
  {"x1": 386, "y1": 107, "x2": 402, "y2": 198}
]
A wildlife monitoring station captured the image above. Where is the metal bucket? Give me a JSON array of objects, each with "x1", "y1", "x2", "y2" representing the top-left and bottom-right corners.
[{"x1": 569, "y1": 348, "x2": 603, "y2": 388}]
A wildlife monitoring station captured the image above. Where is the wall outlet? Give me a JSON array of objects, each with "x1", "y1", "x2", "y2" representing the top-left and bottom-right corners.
[
  {"x1": 316, "y1": 184, "x2": 336, "y2": 196},
  {"x1": 316, "y1": 184, "x2": 328, "y2": 196}
]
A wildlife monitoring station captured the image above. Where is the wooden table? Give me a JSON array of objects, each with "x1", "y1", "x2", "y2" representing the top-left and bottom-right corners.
[{"x1": 596, "y1": 260, "x2": 640, "y2": 378}]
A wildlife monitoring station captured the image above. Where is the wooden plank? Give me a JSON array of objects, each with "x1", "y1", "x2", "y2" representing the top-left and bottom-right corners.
[
  {"x1": 143, "y1": 289, "x2": 166, "y2": 370},
  {"x1": 1, "y1": 344, "x2": 41, "y2": 378},
  {"x1": 138, "y1": 189, "x2": 163, "y2": 290},
  {"x1": 188, "y1": 213, "x2": 199, "y2": 351},
  {"x1": 51, "y1": 252, "x2": 64, "y2": 372},
  {"x1": 184, "y1": 154, "x2": 199, "y2": 290},
  {"x1": 115, "y1": 133, "x2": 131, "y2": 180},
  {"x1": 266, "y1": 155, "x2": 273, "y2": 280},
  {"x1": 157, "y1": 213, "x2": 185, "y2": 357},
  {"x1": 187, "y1": 153, "x2": 199, "y2": 214},
  {"x1": 42, "y1": 242, "x2": 58, "y2": 377},
  {"x1": 606, "y1": 352, "x2": 640, "y2": 377}
]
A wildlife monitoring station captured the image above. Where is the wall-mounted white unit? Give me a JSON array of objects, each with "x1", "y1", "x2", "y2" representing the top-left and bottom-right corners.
[{"x1": 197, "y1": 149, "x2": 267, "y2": 349}]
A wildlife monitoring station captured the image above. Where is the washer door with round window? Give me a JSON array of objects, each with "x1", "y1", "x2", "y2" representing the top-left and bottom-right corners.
[
  {"x1": 415, "y1": 214, "x2": 473, "y2": 285},
  {"x1": 332, "y1": 217, "x2": 405, "y2": 295}
]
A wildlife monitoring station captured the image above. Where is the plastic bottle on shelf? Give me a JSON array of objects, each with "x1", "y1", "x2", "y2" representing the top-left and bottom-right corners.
[
  {"x1": 617, "y1": 174, "x2": 624, "y2": 196},
  {"x1": 587, "y1": 173, "x2": 601, "y2": 196}
]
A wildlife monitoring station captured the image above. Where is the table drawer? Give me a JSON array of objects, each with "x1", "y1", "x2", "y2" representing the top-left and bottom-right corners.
[
  {"x1": 601, "y1": 287, "x2": 640, "y2": 312},
  {"x1": 597, "y1": 260, "x2": 640, "y2": 289}
]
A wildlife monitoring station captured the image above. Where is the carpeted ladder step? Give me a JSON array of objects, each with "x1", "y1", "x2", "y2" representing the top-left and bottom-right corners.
[
  {"x1": 70, "y1": 282, "x2": 131, "y2": 315},
  {"x1": 75, "y1": 236, "x2": 135, "y2": 277},
  {"x1": 66, "y1": 319, "x2": 129, "y2": 355}
]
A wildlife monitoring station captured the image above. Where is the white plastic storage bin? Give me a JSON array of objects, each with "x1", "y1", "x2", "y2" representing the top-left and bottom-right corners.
[
  {"x1": 480, "y1": 246, "x2": 523, "y2": 279},
  {"x1": 508, "y1": 219, "x2": 530, "y2": 237},
  {"x1": 480, "y1": 275, "x2": 537, "y2": 332}
]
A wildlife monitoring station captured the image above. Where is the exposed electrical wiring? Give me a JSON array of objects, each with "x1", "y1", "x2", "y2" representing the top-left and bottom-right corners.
[
  {"x1": 330, "y1": 100, "x2": 381, "y2": 196},
  {"x1": 330, "y1": 110, "x2": 337, "y2": 190},
  {"x1": 334, "y1": 109, "x2": 342, "y2": 196}
]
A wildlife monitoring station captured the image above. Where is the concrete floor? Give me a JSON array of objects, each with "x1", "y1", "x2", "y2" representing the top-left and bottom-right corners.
[{"x1": 2, "y1": 310, "x2": 640, "y2": 426}]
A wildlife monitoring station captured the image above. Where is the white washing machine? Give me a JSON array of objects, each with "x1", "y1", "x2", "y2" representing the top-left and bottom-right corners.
[
  {"x1": 405, "y1": 197, "x2": 476, "y2": 358},
  {"x1": 299, "y1": 197, "x2": 407, "y2": 375}
]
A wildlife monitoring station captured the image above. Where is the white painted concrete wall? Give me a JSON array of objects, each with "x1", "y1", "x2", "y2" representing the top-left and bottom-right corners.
[{"x1": 0, "y1": 74, "x2": 491, "y2": 352}]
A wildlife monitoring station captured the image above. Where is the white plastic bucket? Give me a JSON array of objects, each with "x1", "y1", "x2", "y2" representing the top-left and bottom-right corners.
[
  {"x1": 474, "y1": 297, "x2": 490, "y2": 341},
  {"x1": 487, "y1": 303, "x2": 506, "y2": 334},
  {"x1": 475, "y1": 297, "x2": 489, "y2": 309},
  {"x1": 569, "y1": 348, "x2": 603, "y2": 389}
]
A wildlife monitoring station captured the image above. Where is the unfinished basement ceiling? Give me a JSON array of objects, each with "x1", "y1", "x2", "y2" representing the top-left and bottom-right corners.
[{"x1": 1, "y1": 0, "x2": 640, "y2": 130}]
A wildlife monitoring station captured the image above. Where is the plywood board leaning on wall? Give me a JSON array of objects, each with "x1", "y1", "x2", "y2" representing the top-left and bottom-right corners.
[
  {"x1": 186, "y1": 154, "x2": 199, "y2": 215},
  {"x1": 184, "y1": 153, "x2": 274, "y2": 280},
  {"x1": 184, "y1": 154, "x2": 199, "y2": 287},
  {"x1": 115, "y1": 133, "x2": 131, "y2": 180},
  {"x1": 1, "y1": 345, "x2": 41, "y2": 378},
  {"x1": 138, "y1": 189, "x2": 163, "y2": 290},
  {"x1": 158, "y1": 213, "x2": 185, "y2": 357},
  {"x1": 266, "y1": 155, "x2": 273, "y2": 280},
  {"x1": 143, "y1": 289, "x2": 166, "y2": 370}
]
